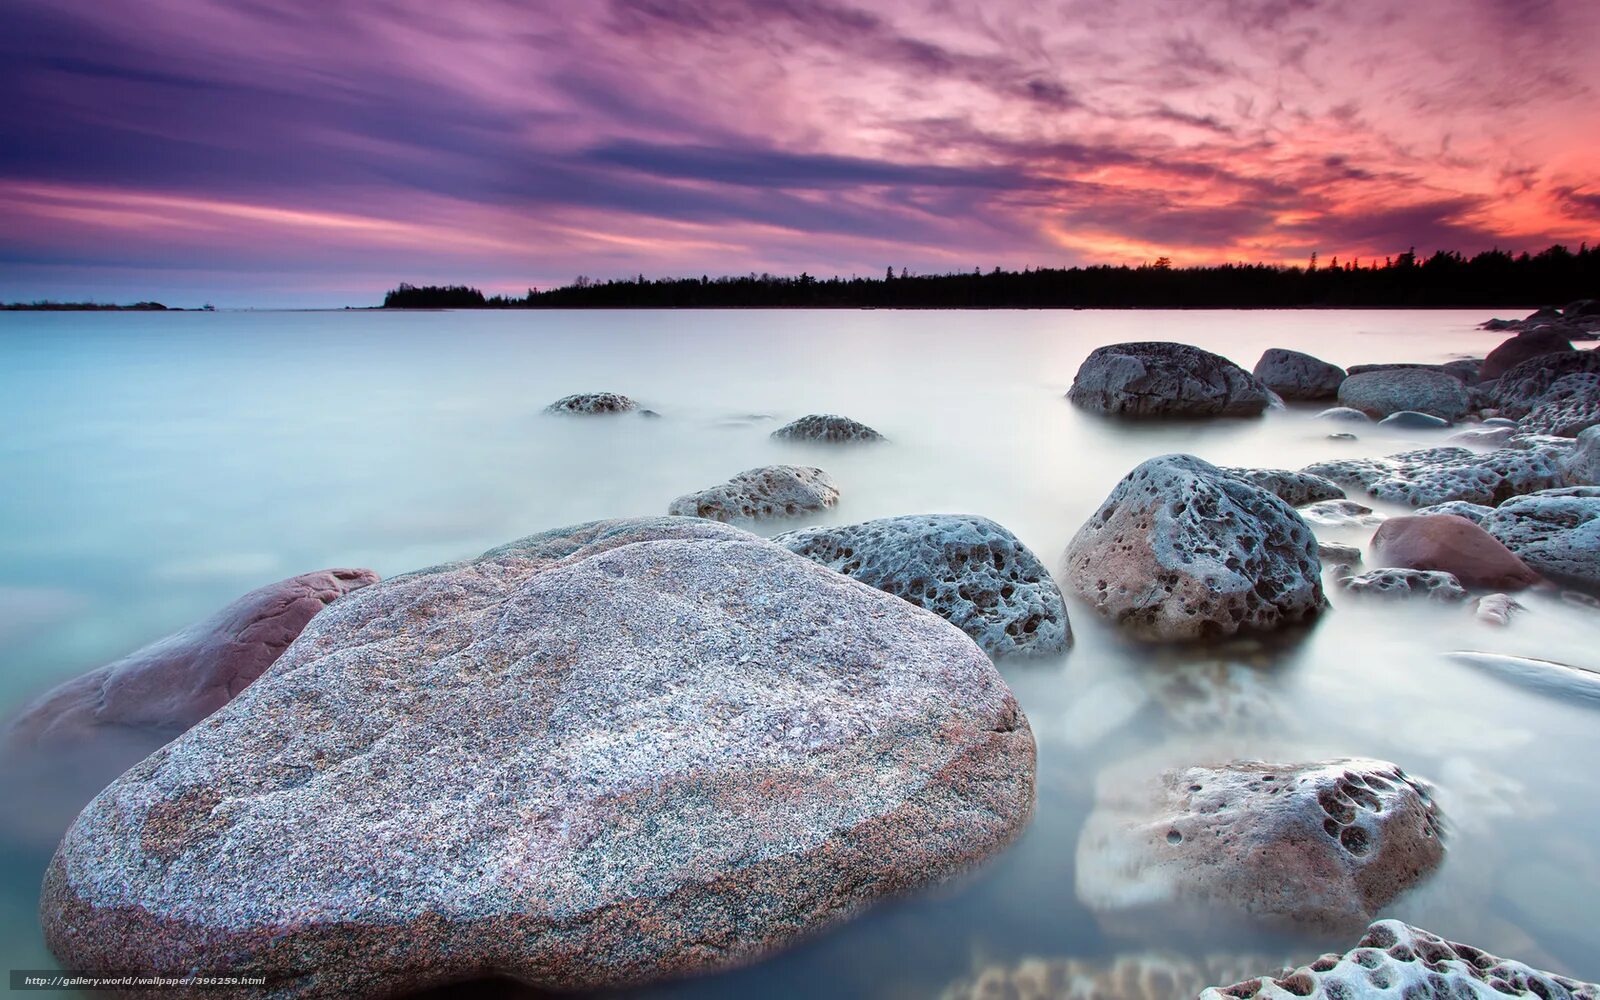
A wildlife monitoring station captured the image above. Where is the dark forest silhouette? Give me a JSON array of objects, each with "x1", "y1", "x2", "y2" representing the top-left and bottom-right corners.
[{"x1": 383, "y1": 244, "x2": 1598, "y2": 310}]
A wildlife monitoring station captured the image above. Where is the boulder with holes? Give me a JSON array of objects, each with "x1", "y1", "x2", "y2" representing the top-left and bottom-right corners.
[
  {"x1": 1489, "y1": 350, "x2": 1600, "y2": 418},
  {"x1": 770, "y1": 414, "x2": 885, "y2": 443},
  {"x1": 1336, "y1": 568, "x2": 1470, "y2": 603},
  {"x1": 544, "y1": 392, "x2": 639, "y2": 414},
  {"x1": 1304, "y1": 447, "x2": 1562, "y2": 507},
  {"x1": 1481, "y1": 487, "x2": 1600, "y2": 588},
  {"x1": 1220, "y1": 468, "x2": 1344, "y2": 506},
  {"x1": 668, "y1": 465, "x2": 840, "y2": 522}
]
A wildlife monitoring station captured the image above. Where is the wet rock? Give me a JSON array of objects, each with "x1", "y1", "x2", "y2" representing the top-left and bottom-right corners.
[
  {"x1": 1298, "y1": 499, "x2": 1384, "y2": 528},
  {"x1": 1316, "y1": 406, "x2": 1373, "y2": 423},
  {"x1": 41, "y1": 517, "x2": 1036, "y2": 996},
  {"x1": 668, "y1": 465, "x2": 840, "y2": 522},
  {"x1": 1199, "y1": 920, "x2": 1598, "y2": 1000},
  {"x1": 1415, "y1": 500, "x2": 1494, "y2": 524},
  {"x1": 1483, "y1": 416, "x2": 1520, "y2": 427},
  {"x1": 1474, "y1": 593, "x2": 1525, "y2": 627},
  {"x1": 1336, "y1": 568, "x2": 1469, "y2": 602},
  {"x1": 1076, "y1": 759, "x2": 1444, "y2": 932},
  {"x1": 1448, "y1": 426, "x2": 1518, "y2": 447},
  {"x1": 1369, "y1": 514, "x2": 1540, "y2": 589},
  {"x1": 1482, "y1": 488, "x2": 1600, "y2": 587},
  {"x1": 774, "y1": 514, "x2": 1070, "y2": 657},
  {"x1": 1489, "y1": 349, "x2": 1600, "y2": 418},
  {"x1": 1221, "y1": 468, "x2": 1345, "y2": 506},
  {"x1": 942, "y1": 952, "x2": 1292, "y2": 1000},
  {"x1": 1066, "y1": 342, "x2": 1271, "y2": 418},
  {"x1": 1317, "y1": 542, "x2": 1362, "y2": 567},
  {"x1": 1304, "y1": 446, "x2": 1563, "y2": 506},
  {"x1": 770, "y1": 414, "x2": 885, "y2": 443},
  {"x1": 1327, "y1": 432, "x2": 1358, "y2": 441},
  {"x1": 1378, "y1": 410, "x2": 1450, "y2": 429},
  {"x1": 1252, "y1": 348, "x2": 1345, "y2": 400},
  {"x1": 1061, "y1": 455, "x2": 1325, "y2": 641},
  {"x1": 1518, "y1": 372, "x2": 1600, "y2": 437},
  {"x1": 544, "y1": 391, "x2": 639, "y2": 414},
  {"x1": 1336, "y1": 369, "x2": 1470, "y2": 421}
]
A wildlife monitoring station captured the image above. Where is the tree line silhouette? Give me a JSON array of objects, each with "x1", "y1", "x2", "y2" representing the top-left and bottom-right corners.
[{"x1": 385, "y1": 244, "x2": 1599, "y2": 310}]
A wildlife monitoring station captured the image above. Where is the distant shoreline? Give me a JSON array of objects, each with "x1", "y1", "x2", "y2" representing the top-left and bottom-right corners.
[{"x1": 0, "y1": 302, "x2": 198, "y2": 312}]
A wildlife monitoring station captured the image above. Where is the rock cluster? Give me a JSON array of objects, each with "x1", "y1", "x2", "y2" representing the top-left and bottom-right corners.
[
  {"x1": 42, "y1": 517, "x2": 1036, "y2": 996},
  {"x1": 1076, "y1": 758, "x2": 1445, "y2": 932},
  {"x1": 1518, "y1": 372, "x2": 1600, "y2": 437},
  {"x1": 1062, "y1": 455, "x2": 1325, "y2": 641},
  {"x1": 1252, "y1": 348, "x2": 1345, "y2": 400},
  {"x1": 1336, "y1": 369, "x2": 1469, "y2": 421},
  {"x1": 775, "y1": 514, "x2": 1070, "y2": 657},
  {"x1": 770, "y1": 414, "x2": 885, "y2": 443},
  {"x1": 668, "y1": 465, "x2": 840, "y2": 521},
  {"x1": 1337, "y1": 568, "x2": 1469, "y2": 603},
  {"x1": 1369, "y1": 514, "x2": 1540, "y2": 589},
  {"x1": 544, "y1": 392, "x2": 640, "y2": 414},
  {"x1": 1304, "y1": 447, "x2": 1562, "y2": 507},
  {"x1": 1220, "y1": 468, "x2": 1345, "y2": 506},
  {"x1": 1487, "y1": 350, "x2": 1600, "y2": 418},
  {"x1": 1067, "y1": 342, "x2": 1271, "y2": 418}
]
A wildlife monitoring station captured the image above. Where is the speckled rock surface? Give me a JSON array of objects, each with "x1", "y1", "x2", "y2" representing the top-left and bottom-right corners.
[
  {"x1": 1199, "y1": 920, "x2": 1600, "y2": 999},
  {"x1": 1062, "y1": 455, "x2": 1325, "y2": 641},
  {"x1": 667, "y1": 465, "x2": 840, "y2": 522},
  {"x1": 770, "y1": 414, "x2": 884, "y2": 442},
  {"x1": 1482, "y1": 488, "x2": 1600, "y2": 587},
  {"x1": 1489, "y1": 350, "x2": 1600, "y2": 418},
  {"x1": 1221, "y1": 468, "x2": 1345, "y2": 506},
  {"x1": 1066, "y1": 342, "x2": 1271, "y2": 418},
  {"x1": 774, "y1": 514, "x2": 1069, "y2": 657},
  {"x1": 41, "y1": 517, "x2": 1036, "y2": 996},
  {"x1": 1566, "y1": 426, "x2": 1600, "y2": 486},
  {"x1": 1304, "y1": 447, "x2": 1563, "y2": 506},
  {"x1": 4, "y1": 569, "x2": 378, "y2": 749},
  {"x1": 1415, "y1": 500, "x2": 1495, "y2": 524},
  {"x1": 1336, "y1": 568, "x2": 1470, "y2": 602},
  {"x1": 1252, "y1": 348, "x2": 1345, "y2": 400},
  {"x1": 1450, "y1": 426, "x2": 1518, "y2": 447},
  {"x1": 1298, "y1": 499, "x2": 1385, "y2": 528},
  {"x1": 544, "y1": 392, "x2": 639, "y2": 414},
  {"x1": 1336, "y1": 369, "x2": 1470, "y2": 420},
  {"x1": 1370, "y1": 515, "x2": 1540, "y2": 589},
  {"x1": 1519, "y1": 373, "x2": 1600, "y2": 437},
  {"x1": 941, "y1": 952, "x2": 1293, "y2": 1000},
  {"x1": 1076, "y1": 759, "x2": 1444, "y2": 932}
]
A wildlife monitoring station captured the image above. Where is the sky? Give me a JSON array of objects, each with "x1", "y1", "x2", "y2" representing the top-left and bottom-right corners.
[{"x1": 2, "y1": 0, "x2": 1598, "y2": 307}]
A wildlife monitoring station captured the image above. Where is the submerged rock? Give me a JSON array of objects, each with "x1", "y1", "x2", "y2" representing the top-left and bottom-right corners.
[
  {"x1": 1489, "y1": 350, "x2": 1600, "y2": 418},
  {"x1": 1316, "y1": 407, "x2": 1372, "y2": 423},
  {"x1": 1252, "y1": 348, "x2": 1345, "y2": 400},
  {"x1": 667, "y1": 465, "x2": 840, "y2": 522},
  {"x1": 1067, "y1": 342, "x2": 1271, "y2": 418},
  {"x1": 1221, "y1": 468, "x2": 1344, "y2": 506},
  {"x1": 1304, "y1": 446, "x2": 1562, "y2": 507},
  {"x1": 770, "y1": 413, "x2": 885, "y2": 443},
  {"x1": 1061, "y1": 455, "x2": 1325, "y2": 641},
  {"x1": 544, "y1": 391, "x2": 639, "y2": 414},
  {"x1": 1480, "y1": 328, "x2": 1575, "y2": 381},
  {"x1": 775, "y1": 514, "x2": 1070, "y2": 657},
  {"x1": 1199, "y1": 919, "x2": 1600, "y2": 1000},
  {"x1": 1298, "y1": 499, "x2": 1384, "y2": 528},
  {"x1": 1482, "y1": 488, "x2": 1600, "y2": 588},
  {"x1": 41, "y1": 517, "x2": 1035, "y2": 996},
  {"x1": 1336, "y1": 568, "x2": 1470, "y2": 602},
  {"x1": 1448, "y1": 651, "x2": 1600, "y2": 705},
  {"x1": 1378, "y1": 410, "x2": 1450, "y2": 429},
  {"x1": 1370, "y1": 514, "x2": 1540, "y2": 589},
  {"x1": 942, "y1": 952, "x2": 1293, "y2": 1000},
  {"x1": 1336, "y1": 369, "x2": 1470, "y2": 421},
  {"x1": 1076, "y1": 759, "x2": 1444, "y2": 932}
]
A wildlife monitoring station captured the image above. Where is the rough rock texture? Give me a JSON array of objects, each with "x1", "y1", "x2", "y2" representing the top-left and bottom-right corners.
[
  {"x1": 1481, "y1": 329, "x2": 1575, "y2": 381},
  {"x1": 1336, "y1": 369, "x2": 1470, "y2": 421},
  {"x1": 1482, "y1": 488, "x2": 1600, "y2": 587},
  {"x1": 774, "y1": 514, "x2": 1070, "y2": 657},
  {"x1": 1221, "y1": 468, "x2": 1345, "y2": 506},
  {"x1": 1304, "y1": 447, "x2": 1563, "y2": 507},
  {"x1": 1378, "y1": 411, "x2": 1450, "y2": 429},
  {"x1": 4, "y1": 569, "x2": 378, "y2": 749},
  {"x1": 1449, "y1": 426, "x2": 1517, "y2": 448},
  {"x1": 1443, "y1": 358, "x2": 1483, "y2": 385},
  {"x1": 544, "y1": 392, "x2": 639, "y2": 414},
  {"x1": 1252, "y1": 349, "x2": 1345, "y2": 400},
  {"x1": 1566, "y1": 426, "x2": 1600, "y2": 486},
  {"x1": 1298, "y1": 500, "x2": 1384, "y2": 528},
  {"x1": 941, "y1": 953, "x2": 1292, "y2": 1000},
  {"x1": 41, "y1": 517, "x2": 1036, "y2": 996},
  {"x1": 1062, "y1": 455, "x2": 1325, "y2": 641},
  {"x1": 1066, "y1": 342, "x2": 1271, "y2": 418},
  {"x1": 1415, "y1": 500, "x2": 1495, "y2": 525},
  {"x1": 1200, "y1": 920, "x2": 1600, "y2": 1000},
  {"x1": 1489, "y1": 350, "x2": 1600, "y2": 418},
  {"x1": 1316, "y1": 407, "x2": 1373, "y2": 423},
  {"x1": 1447, "y1": 651, "x2": 1600, "y2": 705},
  {"x1": 1318, "y1": 542, "x2": 1362, "y2": 568},
  {"x1": 667, "y1": 465, "x2": 840, "y2": 522},
  {"x1": 1474, "y1": 594, "x2": 1525, "y2": 627},
  {"x1": 1518, "y1": 373, "x2": 1600, "y2": 437},
  {"x1": 1336, "y1": 568, "x2": 1470, "y2": 603},
  {"x1": 1076, "y1": 759, "x2": 1444, "y2": 932},
  {"x1": 1345, "y1": 363, "x2": 1446, "y2": 376},
  {"x1": 770, "y1": 414, "x2": 885, "y2": 443},
  {"x1": 1370, "y1": 515, "x2": 1540, "y2": 589}
]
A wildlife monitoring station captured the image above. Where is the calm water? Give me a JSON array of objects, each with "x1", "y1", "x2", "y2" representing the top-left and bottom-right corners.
[{"x1": 2, "y1": 309, "x2": 1597, "y2": 995}]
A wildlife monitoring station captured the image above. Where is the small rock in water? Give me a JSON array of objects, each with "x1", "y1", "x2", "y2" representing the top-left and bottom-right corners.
[
  {"x1": 1315, "y1": 406, "x2": 1372, "y2": 423},
  {"x1": 1326, "y1": 431, "x2": 1358, "y2": 441},
  {"x1": 1305, "y1": 446, "x2": 1562, "y2": 507},
  {"x1": 1298, "y1": 499, "x2": 1384, "y2": 527},
  {"x1": 1317, "y1": 541, "x2": 1362, "y2": 567},
  {"x1": 1252, "y1": 348, "x2": 1345, "y2": 400},
  {"x1": 1221, "y1": 468, "x2": 1344, "y2": 506},
  {"x1": 1474, "y1": 593, "x2": 1525, "y2": 626},
  {"x1": 1337, "y1": 568, "x2": 1470, "y2": 602},
  {"x1": 667, "y1": 465, "x2": 840, "y2": 522},
  {"x1": 774, "y1": 514, "x2": 1070, "y2": 657},
  {"x1": 770, "y1": 413, "x2": 885, "y2": 443},
  {"x1": 544, "y1": 391, "x2": 639, "y2": 414},
  {"x1": 1370, "y1": 514, "x2": 1540, "y2": 589},
  {"x1": 1061, "y1": 454, "x2": 1325, "y2": 641},
  {"x1": 1337, "y1": 368, "x2": 1470, "y2": 421},
  {"x1": 1066, "y1": 342, "x2": 1271, "y2": 418},
  {"x1": 1076, "y1": 758, "x2": 1445, "y2": 932},
  {"x1": 1482, "y1": 487, "x2": 1600, "y2": 588},
  {"x1": 1378, "y1": 410, "x2": 1451, "y2": 429},
  {"x1": 1199, "y1": 920, "x2": 1599, "y2": 1000}
]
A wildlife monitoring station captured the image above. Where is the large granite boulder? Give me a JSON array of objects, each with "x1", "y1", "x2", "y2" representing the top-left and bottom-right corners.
[
  {"x1": 1482, "y1": 488, "x2": 1600, "y2": 588},
  {"x1": 774, "y1": 514, "x2": 1070, "y2": 657},
  {"x1": 1336, "y1": 568, "x2": 1469, "y2": 603},
  {"x1": 1370, "y1": 514, "x2": 1540, "y2": 589},
  {"x1": 42, "y1": 518, "x2": 1035, "y2": 995},
  {"x1": 1062, "y1": 455, "x2": 1324, "y2": 641},
  {"x1": 668, "y1": 465, "x2": 839, "y2": 521},
  {"x1": 1304, "y1": 447, "x2": 1563, "y2": 507},
  {"x1": 1200, "y1": 920, "x2": 1600, "y2": 1000},
  {"x1": 1480, "y1": 329, "x2": 1575, "y2": 381},
  {"x1": 1336, "y1": 369, "x2": 1469, "y2": 421},
  {"x1": 770, "y1": 414, "x2": 884, "y2": 443},
  {"x1": 1076, "y1": 759, "x2": 1444, "y2": 932},
  {"x1": 1252, "y1": 349, "x2": 1345, "y2": 401},
  {"x1": 4, "y1": 569, "x2": 378, "y2": 749},
  {"x1": 1489, "y1": 350, "x2": 1600, "y2": 418},
  {"x1": 1220, "y1": 468, "x2": 1344, "y2": 506},
  {"x1": 544, "y1": 392, "x2": 639, "y2": 414},
  {"x1": 1519, "y1": 372, "x2": 1600, "y2": 437},
  {"x1": 1066, "y1": 342, "x2": 1271, "y2": 418}
]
